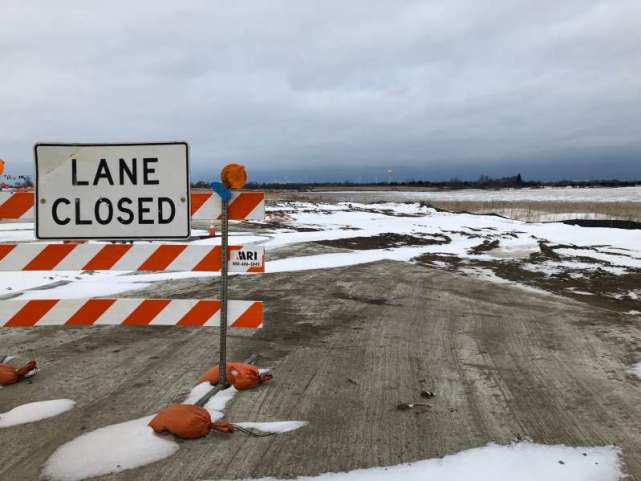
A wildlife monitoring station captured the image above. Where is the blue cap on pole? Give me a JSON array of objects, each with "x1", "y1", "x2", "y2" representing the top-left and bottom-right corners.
[{"x1": 210, "y1": 181, "x2": 232, "y2": 202}]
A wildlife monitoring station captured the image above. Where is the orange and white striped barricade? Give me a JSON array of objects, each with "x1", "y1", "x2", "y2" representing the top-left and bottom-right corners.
[
  {"x1": 0, "y1": 191, "x2": 265, "y2": 222},
  {"x1": 0, "y1": 299, "x2": 262, "y2": 328},
  {"x1": 0, "y1": 243, "x2": 264, "y2": 272}
]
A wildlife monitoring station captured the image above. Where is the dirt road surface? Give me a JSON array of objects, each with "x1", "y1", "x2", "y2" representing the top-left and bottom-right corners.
[{"x1": 1, "y1": 257, "x2": 641, "y2": 480}]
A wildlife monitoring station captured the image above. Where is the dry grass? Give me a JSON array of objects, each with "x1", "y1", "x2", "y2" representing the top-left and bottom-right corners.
[
  {"x1": 427, "y1": 200, "x2": 641, "y2": 223},
  {"x1": 265, "y1": 190, "x2": 641, "y2": 223}
]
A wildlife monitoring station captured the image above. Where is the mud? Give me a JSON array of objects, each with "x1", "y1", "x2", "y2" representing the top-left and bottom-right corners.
[
  {"x1": 1, "y1": 261, "x2": 641, "y2": 480},
  {"x1": 315, "y1": 232, "x2": 450, "y2": 250}
]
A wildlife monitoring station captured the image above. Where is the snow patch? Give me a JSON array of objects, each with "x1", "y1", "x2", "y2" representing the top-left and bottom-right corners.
[
  {"x1": 630, "y1": 362, "x2": 641, "y2": 379},
  {"x1": 460, "y1": 267, "x2": 553, "y2": 297},
  {"x1": 0, "y1": 399, "x2": 75, "y2": 428},
  {"x1": 42, "y1": 415, "x2": 179, "y2": 481},
  {"x1": 235, "y1": 421, "x2": 307, "y2": 433},
  {"x1": 209, "y1": 442, "x2": 623, "y2": 481},
  {"x1": 42, "y1": 374, "x2": 295, "y2": 480}
]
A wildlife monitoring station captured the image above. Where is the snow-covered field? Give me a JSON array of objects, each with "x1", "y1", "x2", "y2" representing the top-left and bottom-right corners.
[
  {"x1": 315, "y1": 186, "x2": 641, "y2": 202},
  {"x1": 1, "y1": 201, "x2": 640, "y2": 311}
]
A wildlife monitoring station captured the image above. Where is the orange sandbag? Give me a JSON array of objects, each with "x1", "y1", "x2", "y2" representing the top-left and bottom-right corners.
[
  {"x1": 220, "y1": 163, "x2": 247, "y2": 189},
  {"x1": 0, "y1": 360, "x2": 36, "y2": 386},
  {"x1": 149, "y1": 404, "x2": 212, "y2": 439},
  {"x1": 198, "y1": 362, "x2": 272, "y2": 391},
  {"x1": 0, "y1": 364, "x2": 18, "y2": 385}
]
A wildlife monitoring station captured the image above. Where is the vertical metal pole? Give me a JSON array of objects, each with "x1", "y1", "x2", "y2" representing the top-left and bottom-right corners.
[{"x1": 219, "y1": 197, "x2": 229, "y2": 386}]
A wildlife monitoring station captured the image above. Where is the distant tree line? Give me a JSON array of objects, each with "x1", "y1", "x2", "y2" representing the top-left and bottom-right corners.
[{"x1": 191, "y1": 174, "x2": 641, "y2": 190}]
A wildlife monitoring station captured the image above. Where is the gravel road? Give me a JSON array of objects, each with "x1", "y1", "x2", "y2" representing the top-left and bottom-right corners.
[{"x1": 1, "y1": 258, "x2": 641, "y2": 480}]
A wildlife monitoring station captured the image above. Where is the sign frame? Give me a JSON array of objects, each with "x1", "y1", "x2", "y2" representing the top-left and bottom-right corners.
[{"x1": 34, "y1": 142, "x2": 191, "y2": 241}]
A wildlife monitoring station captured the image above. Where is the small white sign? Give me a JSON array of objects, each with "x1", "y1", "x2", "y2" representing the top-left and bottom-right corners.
[
  {"x1": 35, "y1": 142, "x2": 190, "y2": 240},
  {"x1": 230, "y1": 247, "x2": 264, "y2": 271}
]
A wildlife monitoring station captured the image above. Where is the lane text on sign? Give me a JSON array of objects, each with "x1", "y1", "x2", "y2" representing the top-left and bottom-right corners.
[{"x1": 35, "y1": 142, "x2": 190, "y2": 240}]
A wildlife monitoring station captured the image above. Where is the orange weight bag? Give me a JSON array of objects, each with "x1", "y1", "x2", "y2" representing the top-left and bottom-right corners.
[
  {"x1": 198, "y1": 362, "x2": 272, "y2": 391},
  {"x1": 148, "y1": 404, "x2": 235, "y2": 439},
  {"x1": 0, "y1": 360, "x2": 37, "y2": 386}
]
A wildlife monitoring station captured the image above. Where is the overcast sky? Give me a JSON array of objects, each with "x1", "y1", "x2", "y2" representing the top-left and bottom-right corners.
[{"x1": 1, "y1": 1, "x2": 640, "y2": 181}]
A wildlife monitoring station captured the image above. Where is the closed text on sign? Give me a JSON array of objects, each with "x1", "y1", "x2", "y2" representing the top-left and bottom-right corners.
[{"x1": 35, "y1": 143, "x2": 190, "y2": 240}]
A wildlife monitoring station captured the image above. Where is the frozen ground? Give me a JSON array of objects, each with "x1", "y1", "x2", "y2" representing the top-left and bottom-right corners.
[
  {"x1": 2, "y1": 201, "x2": 640, "y2": 313},
  {"x1": 1, "y1": 197, "x2": 641, "y2": 480},
  {"x1": 308, "y1": 185, "x2": 641, "y2": 202}
]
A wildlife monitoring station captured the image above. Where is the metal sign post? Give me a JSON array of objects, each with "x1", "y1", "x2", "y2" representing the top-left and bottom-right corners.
[
  {"x1": 219, "y1": 196, "x2": 229, "y2": 387},
  {"x1": 211, "y1": 181, "x2": 233, "y2": 387}
]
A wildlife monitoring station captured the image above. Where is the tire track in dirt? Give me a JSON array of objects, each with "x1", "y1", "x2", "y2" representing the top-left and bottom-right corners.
[{"x1": 1, "y1": 260, "x2": 641, "y2": 480}]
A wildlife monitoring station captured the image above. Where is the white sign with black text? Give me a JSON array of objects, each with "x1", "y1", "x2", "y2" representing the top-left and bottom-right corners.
[{"x1": 35, "y1": 142, "x2": 190, "y2": 240}]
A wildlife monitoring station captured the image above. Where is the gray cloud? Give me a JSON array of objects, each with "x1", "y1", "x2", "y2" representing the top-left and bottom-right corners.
[{"x1": 1, "y1": 0, "x2": 640, "y2": 181}]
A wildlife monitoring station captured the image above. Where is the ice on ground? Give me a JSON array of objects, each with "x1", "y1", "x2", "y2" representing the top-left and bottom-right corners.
[
  {"x1": 235, "y1": 421, "x2": 306, "y2": 433},
  {"x1": 0, "y1": 399, "x2": 75, "y2": 428},
  {"x1": 210, "y1": 442, "x2": 623, "y2": 481},
  {"x1": 630, "y1": 362, "x2": 641, "y2": 379},
  {"x1": 42, "y1": 415, "x2": 179, "y2": 481}
]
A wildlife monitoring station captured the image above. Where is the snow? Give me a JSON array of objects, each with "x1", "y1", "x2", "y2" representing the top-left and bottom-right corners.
[
  {"x1": 0, "y1": 222, "x2": 35, "y2": 242},
  {"x1": 17, "y1": 270, "x2": 215, "y2": 299},
  {"x1": 268, "y1": 247, "x2": 430, "y2": 273},
  {"x1": 210, "y1": 442, "x2": 623, "y2": 481},
  {"x1": 42, "y1": 379, "x2": 239, "y2": 481},
  {"x1": 0, "y1": 399, "x2": 75, "y2": 428},
  {"x1": 459, "y1": 267, "x2": 554, "y2": 297},
  {"x1": 41, "y1": 415, "x2": 179, "y2": 481},
  {"x1": 191, "y1": 234, "x2": 269, "y2": 245},
  {"x1": 235, "y1": 421, "x2": 306, "y2": 433},
  {"x1": 3, "y1": 201, "x2": 641, "y2": 302},
  {"x1": 43, "y1": 372, "x2": 297, "y2": 480},
  {"x1": 630, "y1": 362, "x2": 641, "y2": 379},
  {"x1": 311, "y1": 186, "x2": 641, "y2": 202}
]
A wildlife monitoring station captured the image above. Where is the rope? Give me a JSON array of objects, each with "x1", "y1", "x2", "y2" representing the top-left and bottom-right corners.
[{"x1": 231, "y1": 424, "x2": 278, "y2": 437}]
